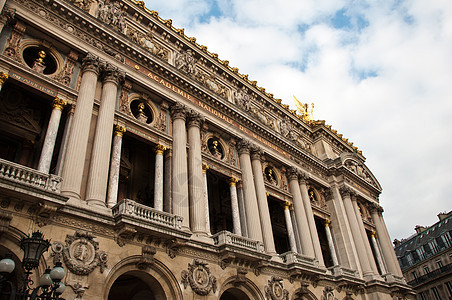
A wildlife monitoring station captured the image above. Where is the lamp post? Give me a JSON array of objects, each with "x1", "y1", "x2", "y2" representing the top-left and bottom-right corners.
[{"x1": 0, "y1": 231, "x2": 66, "y2": 300}]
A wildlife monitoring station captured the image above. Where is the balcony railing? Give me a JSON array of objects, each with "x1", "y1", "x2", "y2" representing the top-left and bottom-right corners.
[
  {"x1": 213, "y1": 231, "x2": 265, "y2": 253},
  {"x1": 407, "y1": 263, "x2": 452, "y2": 286},
  {"x1": 281, "y1": 251, "x2": 319, "y2": 267},
  {"x1": 112, "y1": 199, "x2": 183, "y2": 230},
  {"x1": 0, "y1": 158, "x2": 62, "y2": 193}
]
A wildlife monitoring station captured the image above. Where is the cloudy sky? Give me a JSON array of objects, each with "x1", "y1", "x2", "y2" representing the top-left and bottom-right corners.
[{"x1": 142, "y1": 0, "x2": 452, "y2": 240}]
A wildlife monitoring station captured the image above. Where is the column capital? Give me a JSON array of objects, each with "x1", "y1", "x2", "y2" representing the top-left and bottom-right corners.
[
  {"x1": 102, "y1": 63, "x2": 125, "y2": 85},
  {"x1": 114, "y1": 125, "x2": 126, "y2": 137},
  {"x1": 81, "y1": 53, "x2": 102, "y2": 75},
  {"x1": 339, "y1": 185, "x2": 353, "y2": 198},
  {"x1": 298, "y1": 171, "x2": 309, "y2": 184},
  {"x1": 202, "y1": 163, "x2": 209, "y2": 173},
  {"x1": 228, "y1": 177, "x2": 239, "y2": 186},
  {"x1": 287, "y1": 167, "x2": 300, "y2": 181},
  {"x1": 325, "y1": 219, "x2": 331, "y2": 227},
  {"x1": 282, "y1": 201, "x2": 292, "y2": 210},
  {"x1": 52, "y1": 98, "x2": 67, "y2": 110},
  {"x1": 187, "y1": 110, "x2": 205, "y2": 127},
  {"x1": 155, "y1": 144, "x2": 167, "y2": 155},
  {"x1": 370, "y1": 203, "x2": 384, "y2": 214},
  {"x1": 170, "y1": 102, "x2": 187, "y2": 121},
  {"x1": 236, "y1": 139, "x2": 251, "y2": 155},
  {"x1": 0, "y1": 72, "x2": 8, "y2": 85},
  {"x1": 249, "y1": 145, "x2": 263, "y2": 161},
  {"x1": 370, "y1": 230, "x2": 376, "y2": 238}
]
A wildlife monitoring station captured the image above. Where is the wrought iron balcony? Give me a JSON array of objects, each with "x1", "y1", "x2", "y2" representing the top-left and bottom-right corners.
[
  {"x1": 0, "y1": 158, "x2": 62, "y2": 193},
  {"x1": 407, "y1": 263, "x2": 452, "y2": 286}
]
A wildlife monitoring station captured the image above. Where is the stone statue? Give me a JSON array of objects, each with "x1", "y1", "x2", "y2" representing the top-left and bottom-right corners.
[{"x1": 175, "y1": 49, "x2": 197, "y2": 77}]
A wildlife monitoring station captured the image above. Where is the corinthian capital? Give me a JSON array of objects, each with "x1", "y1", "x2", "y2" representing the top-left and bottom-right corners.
[
  {"x1": 339, "y1": 186, "x2": 354, "y2": 198},
  {"x1": 249, "y1": 145, "x2": 263, "y2": 161},
  {"x1": 102, "y1": 63, "x2": 125, "y2": 85},
  {"x1": 186, "y1": 110, "x2": 205, "y2": 127},
  {"x1": 369, "y1": 202, "x2": 384, "y2": 214},
  {"x1": 81, "y1": 53, "x2": 102, "y2": 75},
  {"x1": 236, "y1": 139, "x2": 251, "y2": 154},
  {"x1": 170, "y1": 103, "x2": 187, "y2": 121},
  {"x1": 287, "y1": 167, "x2": 300, "y2": 181}
]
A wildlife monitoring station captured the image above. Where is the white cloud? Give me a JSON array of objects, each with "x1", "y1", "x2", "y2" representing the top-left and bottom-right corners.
[{"x1": 144, "y1": 0, "x2": 452, "y2": 239}]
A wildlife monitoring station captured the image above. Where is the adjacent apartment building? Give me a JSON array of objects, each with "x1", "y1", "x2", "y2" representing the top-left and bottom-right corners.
[
  {"x1": 0, "y1": 0, "x2": 413, "y2": 298},
  {"x1": 395, "y1": 212, "x2": 452, "y2": 300}
]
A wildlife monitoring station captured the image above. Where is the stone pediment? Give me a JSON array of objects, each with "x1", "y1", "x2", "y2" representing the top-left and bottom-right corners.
[{"x1": 343, "y1": 158, "x2": 380, "y2": 190}]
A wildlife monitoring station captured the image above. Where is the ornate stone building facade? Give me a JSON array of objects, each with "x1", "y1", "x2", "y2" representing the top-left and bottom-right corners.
[
  {"x1": 395, "y1": 212, "x2": 452, "y2": 300},
  {"x1": 0, "y1": 0, "x2": 413, "y2": 299}
]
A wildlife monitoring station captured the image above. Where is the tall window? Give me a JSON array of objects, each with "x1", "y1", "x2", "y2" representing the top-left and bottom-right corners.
[
  {"x1": 431, "y1": 287, "x2": 441, "y2": 300},
  {"x1": 419, "y1": 291, "x2": 426, "y2": 300},
  {"x1": 445, "y1": 281, "x2": 452, "y2": 298},
  {"x1": 423, "y1": 265, "x2": 430, "y2": 274},
  {"x1": 436, "y1": 259, "x2": 443, "y2": 269}
]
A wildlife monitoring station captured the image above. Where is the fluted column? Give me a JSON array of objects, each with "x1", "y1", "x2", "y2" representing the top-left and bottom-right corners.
[
  {"x1": 250, "y1": 147, "x2": 276, "y2": 254},
  {"x1": 37, "y1": 98, "x2": 67, "y2": 173},
  {"x1": 164, "y1": 149, "x2": 172, "y2": 213},
  {"x1": 202, "y1": 163, "x2": 211, "y2": 234},
  {"x1": 61, "y1": 53, "x2": 101, "y2": 199},
  {"x1": 370, "y1": 231, "x2": 387, "y2": 274},
  {"x1": 55, "y1": 105, "x2": 74, "y2": 176},
  {"x1": 171, "y1": 103, "x2": 189, "y2": 230},
  {"x1": 371, "y1": 205, "x2": 403, "y2": 277},
  {"x1": 299, "y1": 176, "x2": 325, "y2": 267},
  {"x1": 0, "y1": 72, "x2": 8, "y2": 91},
  {"x1": 290, "y1": 206, "x2": 302, "y2": 253},
  {"x1": 351, "y1": 196, "x2": 379, "y2": 275},
  {"x1": 287, "y1": 168, "x2": 315, "y2": 257},
  {"x1": 325, "y1": 220, "x2": 339, "y2": 266},
  {"x1": 237, "y1": 140, "x2": 263, "y2": 242},
  {"x1": 229, "y1": 177, "x2": 241, "y2": 235},
  {"x1": 283, "y1": 202, "x2": 297, "y2": 253},
  {"x1": 341, "y1": 187, "x2": 373, "y2": 278},
  {"x1": 106, "y1": 125, "x2": 126, "y2": 208},
  {"x1": 153, "y1": 144, "x2": 166, "y2": 211},
  {"x1": 187, "y1": 111, "x2": 208, "y2": 236},
  {"x1": 86, "y1": 63, "x2": 123, "y2": 206},
  {"x1": 237, "y1": 181, "x2": 248, "y2": 237}
]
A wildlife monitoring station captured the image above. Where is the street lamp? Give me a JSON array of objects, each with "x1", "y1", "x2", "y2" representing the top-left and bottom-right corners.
[{"x1": 0, "y1": 231, "x2": 66, "y2": 300}]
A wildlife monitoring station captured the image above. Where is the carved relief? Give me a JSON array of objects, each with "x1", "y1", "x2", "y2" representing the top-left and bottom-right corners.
[
  {"x1": 4, "y1": 21, "x2": 26, "y2": 60},
  {"x1": 97, "y1": 0, "x2": 126, "y2": 34},
  {"x1": 344, "y1": 160, "x2": 377, "y2": 187},
  {"x1": 181, "y1": 259, "x2": 217, "y2": 296},
  {"x1": 264, "y1": 276, "x2": 289, "y2": 300},
  {"x1": 279, "y1": 117, "x2": 297, "y2": 141},
  {"x1": 234, "y1": 86, "x2": 252, "y2": 112},
  {"x1": 119, "y1": 81, "x2": 132, "y2": 114},
  {"x1": 51, "y1": 231, "x2": 108, "y2": 276},
  {"x1": 175, "y1": 49, "x2": 197, "y2": 77},
  {"x1": 196, "y1": 71, "x2": 229, "y2": 99},
  {"x1": 69, "y1": 0, "x2": 93, "y2": 11},
  {"x1": 321, "y1": 286, "x2": 338, "y2": 300},
  {"x1": 55, "y1": 50, "x2": 79, "y2": 85},
  {"x1": 154, "y1": 102, "x2": 168, "y2": 132},
  {"x1": 127, "y1": 28, "x2": 168, "y2": 61},
  {"x1": 136, "y1": 245, "x2": 156, "y2": 270}
]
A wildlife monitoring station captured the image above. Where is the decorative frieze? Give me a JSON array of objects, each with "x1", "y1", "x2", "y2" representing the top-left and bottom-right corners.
[{"x1": 175, "y1": 49, "x2": 198, "y2": 77}]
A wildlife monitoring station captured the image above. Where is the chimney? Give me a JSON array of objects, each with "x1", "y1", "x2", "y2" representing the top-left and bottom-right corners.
[{"x1": 438, "y1": 211, "x2": 451, "y2": 221}]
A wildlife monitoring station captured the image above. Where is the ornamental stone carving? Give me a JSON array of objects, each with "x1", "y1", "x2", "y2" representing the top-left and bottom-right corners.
[
  {"x1": 97, "y1": 0, "x2": 126, "y2": 34},
  {"x1": 51, "y1": 231, "x2": 108, "y2": 276},
  {"x1": 69, "y1": 0, "x2": 93, "y2": 11},
  {"x1": 170, "y1": 102, "x2": 187, "y2": 120},
  {"x1": 102, "y1": 63, "x2": 124, "y2": 84},
  {"x1": 81, "y1": 53, "x2": 102, "y2": 75},
  {"x1": 234, "y1": 86, "x2": 252, "y2": 112},
  {"x1": 236, "y1": 139, "x2": 251, "y2": 154},
  {"x1": 264, "y1": 276, "x2": 289, "y2": 300},
  {"x1": 321, "y1": 286, "x2": 338, "y2": 300},
  {"x1": 127, "y1": 29, "x2": 168, "y2": 61},
  {"x1": 175, "y1": 49, "x2": 197, "y2": 77},
  {"x1": 344, "y1": 160, "x2": 376, "y2": 187},
  {"x1": 280, "y1": 117, "x2": 297, "y2": 141},
  {"x1": 181, "y1": 259, "x2": 217, "y2": 296}
]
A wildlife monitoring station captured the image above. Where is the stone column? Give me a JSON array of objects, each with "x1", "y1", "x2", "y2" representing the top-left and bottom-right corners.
[
  {"x1": 351, "y1": 196, "x2": 379, "y2": 275},
  {"x1": 164, "y1": 149, "x2": 172, "y2": 213},
  {"x1": 37, "y1": 98, "x2": 67, "y2": 173},
  {"x1": 153, "y1": 144, "x2": 166, "y2": 211},
  {"x1": 86, "y1": 63, "x2": 123, "y2": 206},
  {"x1": 287, "y1": 168, "x2": 315, "y2": 257},
  {"x1": 290, "y1": 206, "x2": 302, "y2": 253},
  {"x1": 61, "y1": 53, "x2": 101, "y2": 199},
  {"x1": 202, "y1": 163, "x2": 211, "y2": 234},
  {"x1": 370, "y1": 231, "x2": 387, "y2": 274},
  {"x1": 371, "y1": 205, "x2": 403, "y2": 277},
  {"x1": 187, "y1": 111, "x2": 208, "y2": 237},
  {"x1": 341, "y1": 187, "x2": 374, "y2": 279},
  {"x1": 299, "y1": 176, "x2": 325, "y2": 267},
  {"x1": 325, "y1": 220, "x2": 339, "y2": 266},
  {"x1": 0, "y1": 72, "x2": 8, "y2": 91},
  {"x1": 237, "y1": 140, "x2": 263, "y2": 242},
  {"x1": 237, "y1": 181, "x2": 248, "y2": 237},
  {"x1": 283, "y1": 202, "x2": 297, "y2": 253},
  {"x1": 0, "y1": 7, "x2": 14, "y2": 39},
  {"x1": 229, "y1": 177, "x2": 241, "y2": 236},
  {"x1": 171, "y1": 103, "x2": 189, "y2": 230},
  {"x1": 55, "y1": 104, "x2": 74, "y2": 176},
  {"x1": 106, "y1": 125, "x2": 126, "y2": 208},
  {"x1": 250, "y1": 147, "x2": 276, "y2": 255}
]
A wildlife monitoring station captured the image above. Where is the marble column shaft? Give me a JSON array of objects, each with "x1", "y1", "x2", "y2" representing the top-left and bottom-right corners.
[
  {"x1": 55, "y1": 105, "x2": 74, "y2": 176},
  {"x1": 61, "y1": 54, "x2": 101, "y2": 199},
  {"x1": 250, "y1": 149, "x2": 276, "y2": 254},
  {"x1": 284, "y1": 202, "x2": 298, "y2": 253},
  {"x1": 351, "y1": 197, "x2": 379, "y2": 275},
  {"x1": 86, "y1": 65, "x2": 122, "y2": 206},
  {"x1": 290, "y1": 207, "x2": 302, "y2": 253},
  {"x1": 342, "y1": 189, "x2": 373, "y2": 277},
  {"x1": 325, "y1": 220, "x2": 339, "y2": 266},
  {"x1": 229, "y1": 178, "x2": 241, "y2": 236},
  {"x1": 164, "y1": 150, "x2": 172, "y2": 213},
  {"x1": 171, "y1": 104, "x2": 190, "y2": 230},
  {"x1": 37, "y1": 98, "x2": 67, "y2": 173},
  {"x1": 371, "y1": 208, "x2": 403, "y2": 277},
  {"x1": 237, "y1": 183, "x2": 248, "y2": 237},
  {"x1": 237, "y1": 141, "x2": 263, "y2": 242},
  {"x1": 202, "y1": 164, "x2": 211, "y2": 234},
  {"x1": 106, "y1": 125, "x2": 125, "y2": 208},
  {"x1": 187, "y1": 113, "x2": 208, "y2": 235},
  {"x1": 370, "y1": 232, "x2": 387, "y2": 274},
  {"x1": 154, "y1": 144, "x2": 166, "y2": 211},
  {"x1": 288, "y1": 171, "x2": 315, "y2": 257},
  {"x1": 299, "y1": 178, "x2": 325, "y2": 267}
]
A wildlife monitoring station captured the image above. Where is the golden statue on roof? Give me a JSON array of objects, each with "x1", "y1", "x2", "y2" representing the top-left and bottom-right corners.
[{"x1": 293, "y1": 96, "x2": 314, "y2": 122}]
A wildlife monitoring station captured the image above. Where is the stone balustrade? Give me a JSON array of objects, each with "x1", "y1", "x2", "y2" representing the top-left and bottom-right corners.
[
  {"x1": 213, "y1": 230, "x2": 265, "y2": 253},
  {"x1": 0, "y1": 158, "x2": 62, "y2": 192}
]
